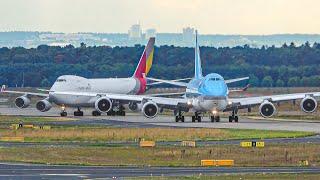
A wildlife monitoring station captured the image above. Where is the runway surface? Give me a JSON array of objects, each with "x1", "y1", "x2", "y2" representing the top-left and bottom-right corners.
[
  {"x1": 1, "y1": 107, "x2": 320, "y2": 133},
  {"x1": 0, "y1": 108, "x2": 320, "y2": 178},
  {"x1": 0, "y1": 163, "x2": 319, "y2": 179}
]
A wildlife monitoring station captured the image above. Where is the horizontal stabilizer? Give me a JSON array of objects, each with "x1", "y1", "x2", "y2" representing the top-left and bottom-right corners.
[
  {"x1": 147, "y1": 77, "x2": 189, "y2": 87},
  {"x1": 147, "y1": 77, "x2": 192, "y2": 86},
  {"x1": 225, "y1": 77, "x2": 249, "y2": 84}
]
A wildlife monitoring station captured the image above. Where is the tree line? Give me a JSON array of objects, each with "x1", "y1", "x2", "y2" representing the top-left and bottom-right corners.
[{"x1": 0, "y1": 42, "x2": 320, "y2": 87}]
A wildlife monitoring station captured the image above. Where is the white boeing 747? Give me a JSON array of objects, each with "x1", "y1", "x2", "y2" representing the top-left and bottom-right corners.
[{"x1": 1, "y1": 37, "x2": 155, "y2": 117}]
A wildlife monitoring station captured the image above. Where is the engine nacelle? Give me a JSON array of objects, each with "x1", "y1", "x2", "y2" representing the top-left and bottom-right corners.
[
  {"x1": 15, "y1": 96, "x2": 31, "y2": 108},
  {"x1": 128, "y1": 102, "x2": 142, "y2": 112},
  {"x1": 95, "y1": 97, "x2": 112, "y2": 113},
  {"x1": 300, "y1": 96, "x2": 317, "y2": 113},
  {"x1": 36, "y1": 99, "x2": 52, "y2": 112},
  {"x1": 142, "y1": 101, "x2": 159, "y2": 118},
  {"x1": 259, "y1": 101, "x2": 276, "y2": 118}
]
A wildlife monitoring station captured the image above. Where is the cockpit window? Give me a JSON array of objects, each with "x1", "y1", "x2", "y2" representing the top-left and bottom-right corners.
[
  {"x1": 209, "y1": 78, "x2": 221, "y2": 81},
  {"x1": 56, "y1": 79, "x2": 66, "y2": 82}
]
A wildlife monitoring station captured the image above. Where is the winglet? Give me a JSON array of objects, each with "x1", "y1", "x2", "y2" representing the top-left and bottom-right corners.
[
  {"x1": 1, "y1": 85, "x2": 6, "y2": 92},
  {"x1": 242, "y1": 84, "x2": 251, "y2": 91},
  {"x1": 133, "y1": 37, "x2": 155, "y2": 78},
  {"x1": 194, "y1": 30, "x2": 203, "y2": 79}
]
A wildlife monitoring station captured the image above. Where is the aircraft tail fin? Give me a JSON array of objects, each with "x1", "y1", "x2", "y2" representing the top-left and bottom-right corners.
[
  {"x1": 133, "y1": 37, "x2": 155, "y2": 78},
  {"x1": 194, "y1": 30, "x2": 203, "y2": 79}
]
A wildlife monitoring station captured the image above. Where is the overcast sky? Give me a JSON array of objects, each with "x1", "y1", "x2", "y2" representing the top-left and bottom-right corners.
[{"x1": 0, "y1": 0, "x2": 319, "y2": 34}]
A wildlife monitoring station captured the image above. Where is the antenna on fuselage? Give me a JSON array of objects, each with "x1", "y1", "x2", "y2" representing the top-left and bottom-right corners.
[{"x1": 194, "y1": 30, "x2": 203, "y2": 79}]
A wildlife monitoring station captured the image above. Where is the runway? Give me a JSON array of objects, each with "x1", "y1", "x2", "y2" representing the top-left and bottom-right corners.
[
  {"x1": 1, "y1": 107, "x2": 320, "y2": 133},
  {"x1": 0, "y1": 163, "x2": 319, "y2": 179},
  {"x1": 0, "y1": 109, "x2": 320, "y2": 178}
]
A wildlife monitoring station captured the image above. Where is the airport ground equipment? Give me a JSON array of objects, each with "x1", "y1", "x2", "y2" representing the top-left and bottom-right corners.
[
  {"x1": 240, "y1": 141, "x2": 265, "y2": 148},
  {"x1": 181, "y1": 141, "x2": 196, "y2": 147},
  {"x1": 139, "y1": 140, "x2": 156, "y2": 147},
  {"x1": 201, "y1": 160, "x2": 234, "y2": 166}
]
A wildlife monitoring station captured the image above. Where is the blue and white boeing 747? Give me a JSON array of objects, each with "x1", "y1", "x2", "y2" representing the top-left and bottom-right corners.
[{"x1": 147, "y1": 31, "x2": 320, "y2": 122}]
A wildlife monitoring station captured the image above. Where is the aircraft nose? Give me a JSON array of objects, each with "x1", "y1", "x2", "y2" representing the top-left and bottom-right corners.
[{"x1": 203, "y1": 81, "x2": 226, "y2": 96}]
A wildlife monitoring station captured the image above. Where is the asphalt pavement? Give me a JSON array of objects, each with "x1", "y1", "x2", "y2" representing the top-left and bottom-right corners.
[{"x1": 0, "y1": 163, "x2": 319, "y2": 179}]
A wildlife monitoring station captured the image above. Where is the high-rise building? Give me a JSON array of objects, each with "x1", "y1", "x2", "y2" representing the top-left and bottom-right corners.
[
  {"x1": 182, "y1": 27, "x2": 195, "y2": 45},
  {"x1": 145, "y1": 28, "x2": 156, "y2": 39},
  {"x1": 128, "y1": 24, "x2": 142, "y2": 39}
]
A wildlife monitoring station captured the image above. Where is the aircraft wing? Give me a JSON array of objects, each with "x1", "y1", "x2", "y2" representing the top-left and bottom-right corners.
[
  {"x1": 225, "y1": 77, "x2": 249, "y2": 84},
  {"x1": 229, "y1": 92, "x2": 320, "y2": 107},
  {"x1": 53, "y1": 91, "x2": 189, "y2": 110},
  {"x1": 1, "y1": 86, "x2": 48, "y2": 97},
  {"x1": 229, "y1": 84, "x2": 250, "y2": 93}
]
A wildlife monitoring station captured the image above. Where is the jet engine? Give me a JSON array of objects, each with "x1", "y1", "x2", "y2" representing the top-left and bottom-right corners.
[
  {"x1": 15, "y1": 96, "x2": 31, "y2": 108},
  {"x1": 128, "y1": 102, "x2": 142, "y2": 112},
  {"x1": 95, "y1": 97, "x2": 112, "y2": 113},
  {"x1": 142, "y1": 101, "x2": 159, "y2": 118},
  {"x1": 36, "y1": 99, "x2": 52, "y2": 112},
  {"x1": 300, "y1": 96, "x2": 317, "y2": 113},
  {"x1": 259, "y1": 101, "x2": 276, "y2": 118}
]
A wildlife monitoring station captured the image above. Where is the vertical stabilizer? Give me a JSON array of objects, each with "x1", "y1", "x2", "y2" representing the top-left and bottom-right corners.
[
  {"x1": 194, "y1": 30, "x2": 203, "y2": 79},
  {"x1": 133, "y1": 37, "x2": 155, "y2": 78}
]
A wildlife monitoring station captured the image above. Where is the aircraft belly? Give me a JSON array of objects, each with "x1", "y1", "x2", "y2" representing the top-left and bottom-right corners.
[
  {"x1": 50, "y1": 94, "x2": 94, "y2": 107},
  {"x1": 194, "y1": 99, "x2": 227, "y2": 112}
]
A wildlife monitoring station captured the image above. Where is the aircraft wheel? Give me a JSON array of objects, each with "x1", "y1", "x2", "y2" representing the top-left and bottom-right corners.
[
  {"x1": 235, "y1": 116, "x2": 239, "y2": 123},
  {"x1": 215, "y1": 116, "x2": 220, "y2": 122},
  {"x1": 107, "y1": 110, "x2": 116, "y2": 116},
  {"x1": 60, "y1": 111, "x2": 67, "y2": 117},
  {"x1": 192, "y1": 116, "x2": 196, "y2": 122},
  {"x1": 92, "y1": 111, "x2": 101, "y2": 116},
  {"x1": 74, "y1": 111, "x2": 84, "y2": 116},
  {"x1": 210, "y1": 116, "x2": 215, "y2": 123},
  {"x1": 181, "y1": 116, "x2": 185, "y2": 122},
  {"x1": 197, "y1": 116, "x2": 202, "y2": 122},
  {"x1": 228, "y1": 116, "x2": 233, "y2": 123},
  {"x1": 175, "y1": 116, "x2": 179, "y2": 122}
]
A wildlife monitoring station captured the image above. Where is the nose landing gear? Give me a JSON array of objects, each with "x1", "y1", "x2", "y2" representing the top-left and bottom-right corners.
[
  {"x1": 60, "y1": 105, "x2": 67, "y2": 117},
  {"x1": 192, "y1": 112, "x2": 201, "y2": 122},
  {"x1": 210, "y1": 115, "x2": 220, "y2": 122}
]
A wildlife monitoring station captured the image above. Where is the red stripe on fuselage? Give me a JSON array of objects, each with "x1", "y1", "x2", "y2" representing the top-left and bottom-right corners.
[{"x1": 136, "y1": 77, "x2": 146, "y2": 94}]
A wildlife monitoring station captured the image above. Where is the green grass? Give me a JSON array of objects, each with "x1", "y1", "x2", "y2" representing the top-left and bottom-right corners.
[
  {"x1": 0, "y1": 127, "x2": 314, "y2": 143},
  {"x1": 0, "y1": 115, "x2": 73, "y2": 123},
  {"x1": 0, "y1": 144, "x2": 319, "y2": 167}
]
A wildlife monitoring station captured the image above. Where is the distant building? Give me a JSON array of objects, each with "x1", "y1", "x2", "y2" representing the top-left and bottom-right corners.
[
  {"x1": 182, "y1": 27, "x2": 195, "y2": 45},
  {"x1": 145, "y1": 28, "x2": 156, "y2": 39},
  {"x1": 128, "y1": 24, "x2": 142, "y2": 39}
]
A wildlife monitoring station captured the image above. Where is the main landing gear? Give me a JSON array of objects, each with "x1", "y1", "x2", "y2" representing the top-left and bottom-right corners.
[
  {"x1": 175, "y1": 111, "x2": 185, "y2": 122},
  {"x1": 74, "y1": 107, "x2": 84, "y2": 116},
  {"x1": 92, "y1": 110, "x2": 101, "y2": 116},
  {"x1": 107, "y1": 105, "x2": 126, "y2": 116},
  {"x1": 192, "y1": 112, "x2": 202, "y2": 122},
  {"x1": 229, "y1": 109, "x2": 239, "y2": 123},
  {"x1": 210, "y1": 115, "x2": 220, "y2": 122}
]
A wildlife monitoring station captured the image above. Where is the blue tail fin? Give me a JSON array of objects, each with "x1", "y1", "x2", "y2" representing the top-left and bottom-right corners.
[{"x1": 194, "y1": 30, "x2": 203, "y2": 79}]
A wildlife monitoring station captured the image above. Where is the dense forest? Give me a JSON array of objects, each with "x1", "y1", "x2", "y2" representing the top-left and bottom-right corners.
[{"x1": 0, "y1": 42, "x2": 320, "y2": 87}]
